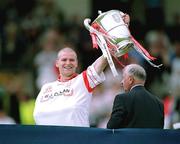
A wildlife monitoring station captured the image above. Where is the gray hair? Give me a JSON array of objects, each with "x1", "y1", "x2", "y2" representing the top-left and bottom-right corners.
[{"x1": 124, "y1": 64, "x2": 146, "y2": 81}]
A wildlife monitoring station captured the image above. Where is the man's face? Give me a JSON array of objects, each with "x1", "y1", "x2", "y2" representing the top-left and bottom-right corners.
[
  {"x1": 56, "y1": 50, "x2": 78, "y2": 78},
  {"x1": 121, "y1": 70, "x2": 133, "y2": 92}
]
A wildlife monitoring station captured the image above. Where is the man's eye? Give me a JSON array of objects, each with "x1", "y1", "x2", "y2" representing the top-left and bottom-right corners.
[
  {"x1": 61, "y1": 59, "x2": 66, "y2": 61},
  {"x1": 70, "y1": 59, "x2": 75, "y2": 62}
]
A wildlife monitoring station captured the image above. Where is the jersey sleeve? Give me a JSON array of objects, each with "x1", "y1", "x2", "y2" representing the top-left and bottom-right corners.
[{"x1": 83, "y1": 64, "x2": 105, "y2": 92}]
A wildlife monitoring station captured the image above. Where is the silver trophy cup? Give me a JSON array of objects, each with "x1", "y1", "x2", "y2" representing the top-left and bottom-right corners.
[{"x1": 84, "y1": 10, "x2": 162, "y2": 76}]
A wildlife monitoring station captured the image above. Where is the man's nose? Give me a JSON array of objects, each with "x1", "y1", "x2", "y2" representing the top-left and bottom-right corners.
[{"x1": 66, "y1": 60, "x2": 71, "y2": 64}]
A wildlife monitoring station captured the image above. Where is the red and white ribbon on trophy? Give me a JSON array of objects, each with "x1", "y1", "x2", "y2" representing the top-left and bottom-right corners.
[{"x1": 84, "y1": 10, "x2": 162, "y2": 77}]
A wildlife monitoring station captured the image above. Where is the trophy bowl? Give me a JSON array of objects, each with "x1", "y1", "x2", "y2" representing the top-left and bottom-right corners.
[{"x1": 87, "y1": 10, "x2": 134, "y2": 58}]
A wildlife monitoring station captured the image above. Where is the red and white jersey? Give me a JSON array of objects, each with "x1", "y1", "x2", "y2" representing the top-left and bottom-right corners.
[{"x1": 33, "y1": 65, "x2": 105, "y2": 127}]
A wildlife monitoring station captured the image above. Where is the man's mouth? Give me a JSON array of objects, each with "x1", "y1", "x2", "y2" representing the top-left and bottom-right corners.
[{"x1": 63, "y1": 66, "x2": 73, "y2": 70}]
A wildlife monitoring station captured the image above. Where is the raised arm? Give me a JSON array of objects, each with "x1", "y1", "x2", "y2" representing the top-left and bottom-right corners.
[{"x1": 93, "y1": 55, "x2": 108, "y2": 75}]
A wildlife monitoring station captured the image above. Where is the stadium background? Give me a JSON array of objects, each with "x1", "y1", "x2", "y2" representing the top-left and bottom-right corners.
[{"x1": 0, "y1": 0, "x2": 180, "y2": 129}]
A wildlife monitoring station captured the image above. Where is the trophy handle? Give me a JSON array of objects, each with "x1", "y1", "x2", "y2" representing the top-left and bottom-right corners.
[
  {"x1": 84, "y1": 19, "x2": 115, "y2": 41},
  {"x1": 84, "y1": 18, "x2": 118, "y2": 77},
  {"x1": 84, "y1": 18, "x2": 91, "y2": 31}
]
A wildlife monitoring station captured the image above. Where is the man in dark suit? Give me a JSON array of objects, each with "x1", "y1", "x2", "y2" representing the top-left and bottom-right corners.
[{"x1": 107, "y1": 64, "x2": 164, "y2": 129}]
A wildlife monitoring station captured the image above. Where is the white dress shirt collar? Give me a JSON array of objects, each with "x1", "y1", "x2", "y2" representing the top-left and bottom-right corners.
[{"x1": 130, "y1": 84, "x2": 144, "y2": 91}]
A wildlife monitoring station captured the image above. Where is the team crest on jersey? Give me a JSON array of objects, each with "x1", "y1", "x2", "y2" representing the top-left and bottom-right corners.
[
  {"x1": 41, "y1": 88, "x2": 73, "y2": 102},
  {"x1": 43, "y1": 86, "x2": 52, "y2": 94}
]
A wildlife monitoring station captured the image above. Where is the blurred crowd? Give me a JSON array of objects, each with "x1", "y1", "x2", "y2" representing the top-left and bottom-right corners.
[{"x1": 0, "y1": 0, "x2": 180, "y2": 129}]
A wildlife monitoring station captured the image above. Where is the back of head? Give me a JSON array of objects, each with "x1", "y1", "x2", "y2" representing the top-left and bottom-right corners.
[{"x1": 124, "y1": 64, "x2": 146, "y2": 84}]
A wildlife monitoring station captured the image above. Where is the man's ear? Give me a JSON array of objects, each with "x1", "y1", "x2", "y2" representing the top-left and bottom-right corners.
[
  {"x1": 75, "y1": 59, "x2": 78, "y2": 68},
  {"x1": 129, "y1": 76, "x2": 134, "y2": 84},
  {"x1": 55, "y1": 59, "x2": 58, "y2": 67}
]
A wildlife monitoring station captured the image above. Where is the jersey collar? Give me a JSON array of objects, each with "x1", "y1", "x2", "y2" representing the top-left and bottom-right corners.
[{"x1": 58, "y1": 73, "x2": 78, "y2": 82}]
